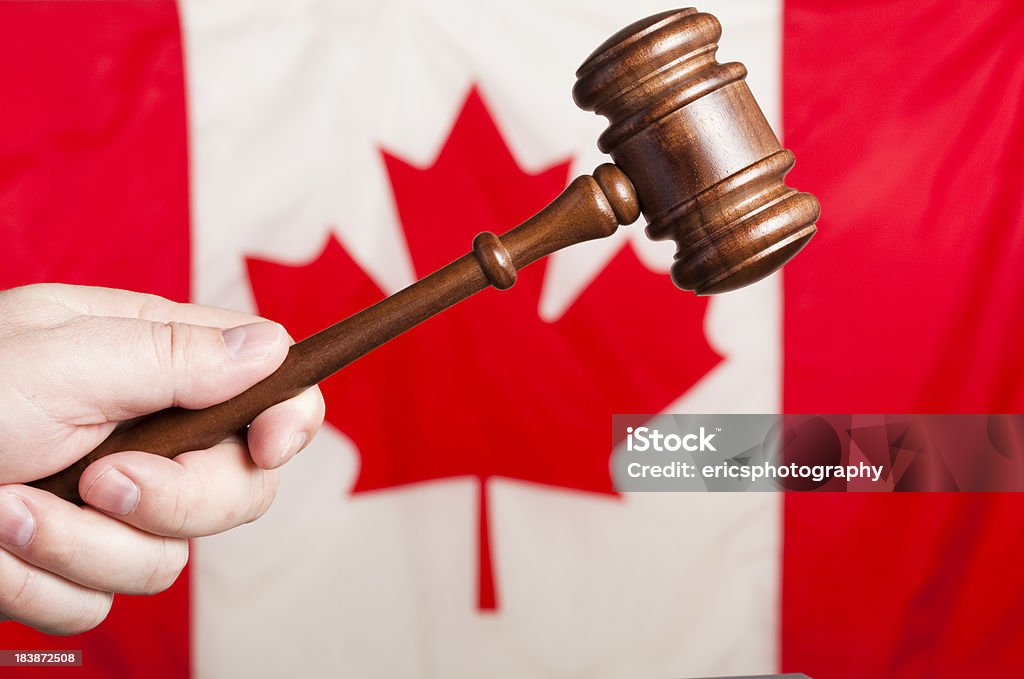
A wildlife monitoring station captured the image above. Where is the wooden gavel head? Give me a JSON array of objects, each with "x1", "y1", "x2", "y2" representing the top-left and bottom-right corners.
[{"x1": 573, "y1": 8, "x2": 820, "y2": 294}]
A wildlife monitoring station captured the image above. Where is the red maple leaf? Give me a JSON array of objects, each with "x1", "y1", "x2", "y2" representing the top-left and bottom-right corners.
[{"x1": 247, "y1": 88, "x2": 721, "y2": 610}]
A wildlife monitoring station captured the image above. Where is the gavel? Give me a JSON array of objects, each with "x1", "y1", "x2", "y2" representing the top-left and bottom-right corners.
[{"x1": 32, "y1": 7, "x2": 820, "y2": 503}]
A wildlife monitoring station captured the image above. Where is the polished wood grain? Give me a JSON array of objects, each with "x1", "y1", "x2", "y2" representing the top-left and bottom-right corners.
[
  {"x1": 31, "y1": 8, "x2": 819, "y2": 503},
  {"x1": 573, "y1": 8, "x2": 819, "y2": 293}
]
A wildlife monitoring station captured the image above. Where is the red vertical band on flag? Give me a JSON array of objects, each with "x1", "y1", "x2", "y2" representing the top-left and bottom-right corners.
[
  {"x1": 782, "y1": 2, "x2": 1024, "y2": 678},
  {"x1": 0, "y1": 1, "x2": 190, "y2": 677}
]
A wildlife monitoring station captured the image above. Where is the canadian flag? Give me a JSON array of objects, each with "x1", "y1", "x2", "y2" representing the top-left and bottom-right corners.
[{"x1": 2, "y1": 1, "x2": 1024, "y2": 678}]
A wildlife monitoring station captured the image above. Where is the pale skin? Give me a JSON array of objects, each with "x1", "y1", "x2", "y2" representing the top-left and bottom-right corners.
[{"x1": 0, "y1": 284, "x2": 326, "y2": 634}]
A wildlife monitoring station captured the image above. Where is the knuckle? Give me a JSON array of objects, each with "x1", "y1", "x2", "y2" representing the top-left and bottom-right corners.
[
  {"x1": 0, "y1": 285, "x2": 45, "y2": 331},
  {"x1": 148, "y1": 321, "x2": 177, "y2": 397},
  {"x1": 139, "y1": 539, "x2": 188, "y2": 594},
  {"x1": 0, "y1": 286, "x2": 23, "y2": 315},
  {"x1": 170, "y1": 482, "x2": 194, "y2": 537},
  {"x1": 167, "y1": 322, "x2": 193, "y2": 374},
  {"x1": 135, "y1": 293, "x2": 175, "y2": 321},
  {"x1": 0, "y1": 558, "x2": 36, "y2": 612},
  {"x1": 245, "y1": 470, "x2": 279, "y2": 524},
  {"x1": 150, "y1": 321, "x2": 198, "y2": 406},
  {"x1": 2, "y1": 283, "x2": 44, "y2": 305},
  {"x1": 45, "y1": 522, "x2": 82, "y2": 575},
  {"x1": 62, "y1": 591, "x2": 113, "y2": 636}
]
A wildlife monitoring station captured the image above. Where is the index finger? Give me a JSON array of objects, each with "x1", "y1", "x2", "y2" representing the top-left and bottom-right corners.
[{"x1": 79, "y1": 440, "x2": 279, "y2": 538}]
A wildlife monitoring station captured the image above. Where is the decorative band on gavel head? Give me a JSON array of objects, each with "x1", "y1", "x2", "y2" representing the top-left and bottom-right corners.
[{"x1": 573, "y1": 8, "x2": 820, "y2": 294}]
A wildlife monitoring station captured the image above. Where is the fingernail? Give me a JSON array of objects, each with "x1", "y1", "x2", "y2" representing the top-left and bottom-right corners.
[
  {"x1": 0, "y1": 494, "x2": 35, "y2": 547},
  {"x1": 86, "y1": 469, "x2": 140, "y2": 516},
  {"x1": 222, "y1": 322, "x2": 283, "y2": 361},
  {"x1": 279, "y1": 432, "x2": 308, "y2": 466}
]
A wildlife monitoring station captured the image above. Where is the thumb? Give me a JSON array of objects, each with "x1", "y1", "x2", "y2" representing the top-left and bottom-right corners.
[{"x1": 40, "y1": 316, "x2": 290, "y2": 420}]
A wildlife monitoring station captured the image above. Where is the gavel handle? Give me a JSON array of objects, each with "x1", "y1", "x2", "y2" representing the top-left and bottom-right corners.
[{"x1": 30, "y1": 165, "x2": 639, "y2": 503}]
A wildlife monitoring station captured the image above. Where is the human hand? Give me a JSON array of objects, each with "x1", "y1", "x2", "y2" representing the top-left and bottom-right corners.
[{"x1": 0, "y1": 284, "x2": 325, "y2": 634}]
